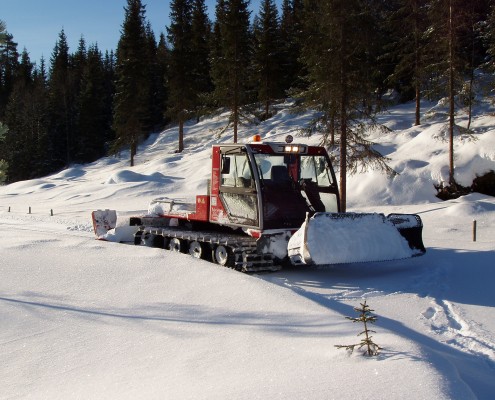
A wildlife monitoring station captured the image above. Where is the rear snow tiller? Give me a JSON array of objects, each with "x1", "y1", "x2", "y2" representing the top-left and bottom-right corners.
[{"x1": 93, "y1": 136, "x2": 425, "y2": 272}]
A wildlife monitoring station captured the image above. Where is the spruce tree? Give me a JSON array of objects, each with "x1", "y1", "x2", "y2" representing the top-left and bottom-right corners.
[
  {"x1": 252, "y1": 0, "x2": 283, "y2": 120},
  {"x1": 425, "y1": 0, "x2": 474, "y2": 188},
  {"x1": 113, "y1": 0, "x2": 150, "y2": 166},
  {"x1": 167, "y1": 0, "x2": 195, "y2": 152},
  {"x1": 190, "y1": 0, "x2": 213, "y2": 116},
  {"x1": 30, "y1": 58, "x2": 50, "y2": 178},
  {"x1": 279, "y1": 0, "x2": 305, "y2": 92},
  {"x1": 77, "y1": 44, "x2": 110, "y2": 162},
  {"x1": 211, "y1": 0, "x2": 252, "y2": 143},
  {"x1": 0, "y1": 20, "x2": 6, "y2": 43},
  {"x1": 48, "y1": 29, "x2": 75, "y2": 169},
  {"x1": 156, "y1": 33, "x2": 169, "y2": 124},
  {"x1": 103, "y1": 50, "x2": 116, "y2": 143},
  {"x1": 0, "y1": 32, "x2": 19, "y2": 119},
  {"x1": 146, "y1": 22, "x2": 165, "y2": 132},
  {"x1": 0, "y1": 20, "x2": 7, "y2": 182},
  {"x1": 387, "y1": 0, "x2": 429, "y2": 125},
  {"x1": 300, "y1": 0, "x2": 394, "y2": 212},
  {"x1": 3, "y1": 50, "x2": 46, "y2": 181}
]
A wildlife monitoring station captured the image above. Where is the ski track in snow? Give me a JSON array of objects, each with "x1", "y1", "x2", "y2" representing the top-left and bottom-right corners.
[
  {"x1": 411, "y1": 258, "x2": 495, "y2": 370},
  {"x1": 423, "y1": 298, "x2": 495, "y2": 371},
  {"x1": 421, "y1": 293, "x2": 495, "y2": 370}
]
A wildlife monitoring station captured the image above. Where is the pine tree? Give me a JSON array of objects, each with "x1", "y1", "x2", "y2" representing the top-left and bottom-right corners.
[
  {"x1": 279, "y1": 0, "x2": 305, "y2": 92},
  {"x1": 30, "y1": 58, "x2": 50, "y2": 178},
  {"x1": 112, "y1": 0, "x2": 151, "y2": 166},
  {"x1": 335, "y1": 300, "x2": 382, "y2": 356},
  {"x1": 0, "y1": 20, "x2": 7, "y2": 182},
  {"x1": 300, "y1": 0, "x2": 395, "y2": 212},
  {"x1": 0, "y1": 32, "x2": 19, "y2": 119},
  {"x1": 146, "y1": 22, "x2": 165, "y2": 132},
  {"x1": 387, "y1": 0, "x2": 429, "y2": 125},
  {"x1": 3, "y1": 50, "x2": 45, "y2": 181},
  {"x1": 47, "y1": 29, "x2": 76, "y2": 169},
  {"x1": 0, "y1": 120, "x2": 8, "y2": 184},
  {"x1": 0, "y1": 20, "x2": 6, "y2": 43},
  {"x1": 77, "y1": 44, "x2": 110, "y2": 162},
  {"x1": 167, "y1": 0, "x2": 195, "y2": 152},
  {"x1": 211, "y1": 0, "x2": 252, "y2": 143},
  {"x1": 103, "y1": 50, "x2": 116, "y2": 143},
  {"x1": 252, "y1": 0, "x2": 283, "y2": 120},
  {"x1": 1, "y1": 44, "x2": 50, "y2": 183},
  {"x1": 425, "y1": 0, "x2": 475, "y2": 188},
  {"x1": 190, "y1": 0, "x2": 212, "y2": 116},
  {"x1": 156, "y1": 33, "x2": 169, "y2": 124}
]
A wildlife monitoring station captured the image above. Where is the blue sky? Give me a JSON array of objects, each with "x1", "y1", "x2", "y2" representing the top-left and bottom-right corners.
[{"x1": 1, "y1": 0, "x2": 270, "y2": 65}]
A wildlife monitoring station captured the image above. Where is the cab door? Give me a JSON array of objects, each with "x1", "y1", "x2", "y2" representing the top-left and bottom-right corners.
[{"x1": 210, "y1": 146, "x2": 259, "y2": 228}]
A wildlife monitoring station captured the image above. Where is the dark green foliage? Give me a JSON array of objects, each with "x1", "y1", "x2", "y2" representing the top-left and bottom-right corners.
[
  {"x1": 0, "y1": 0, "x2": 493, "y2": 189},
  {"x1": 210, "y1": 0, "x2": 252, "y2": 143},
  {"x1": 279, "y1": 0, "x2": 305, "y2": 93},
  {"x1": 112, "y1": 0, "x2": 151, "y2": 166},
  {"x1": 155, "y1": 33, "x2": 169, "y2": 125},
  {"x1": 0, "y1": 120, "x2": 7, "y2": 184},
  {"x1": 76, "y1": 44, "x2": 113, "y2": 162},
  {"x1": 167, "y1": 0, "x2": 195, "y2": 152},
  {"x1": 335, "y1": 300, "x2": 382, "y2": 357},
  {"x1": 191, "y1": 0, "x2": 213, "y2": 104},
  {"x1": 252, "y1": 0, "x2": 283, "y2": 120},
  {"x1": 299, "y1": 0, "x2": 396, "y2": 211},
  {"x1": 47, "y1": 29, "x2": 75, "y2": 169},
  {"x1": 146, "y1": 23, "x2": 166, "y2": 132},
  {"x1": 3, "y1": 51, "x2": 50, "y2": 182},
  {"x1": 0, "y1": 32, "x2": 19, "y2": 119},
  {"x1": 387, "y1": 0, "x2": 429, "y2": 124}
]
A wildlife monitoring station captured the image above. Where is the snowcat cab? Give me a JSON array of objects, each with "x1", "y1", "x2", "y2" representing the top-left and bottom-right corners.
[{"x1": 210, "y1": 137, "x2": 340, "y2": 233}]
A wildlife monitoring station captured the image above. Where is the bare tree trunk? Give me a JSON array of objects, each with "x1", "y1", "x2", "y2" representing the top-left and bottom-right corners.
[
  {"x1": 130, "y1": 140, "x2": 136, "y2": 167},
  {"x1": 448, "y1": 0, "x2": 455, "y2": 186},
  {"x1": 415, "y1": 84, "x2": 421, "y2": 126},
  {"x1": 264, "y1": 75, "x2": 270, "y2": 120},
  {"x1": 414, "y1": 0, "x2": 421, "y2": 126},
  {"x1": 467, "y1": 69, "x2": 474, "y2": 131},
  {"x1": 339, "y1": 16, "x2": 348, "y2": 213},
  {"x1": 178, "y1": 119, "x2": 184, "y2": 153},
  {"x1": 233, "y1": 102, "x2": 238, "y2": 144},
  {"x1": 330, "y1": 111, "x2": 335, "y2": 147},
  {"x1": 467, "y1": 15, "x2": 476, "y2": 131},
  {"x1": 340, "y1": 99, "x2": 347, "y2": 213}
]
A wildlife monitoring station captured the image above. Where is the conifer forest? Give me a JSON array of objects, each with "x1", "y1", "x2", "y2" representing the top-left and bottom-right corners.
[{"x1": 0, "y1": 0, "x2": 493, "y2": 186}]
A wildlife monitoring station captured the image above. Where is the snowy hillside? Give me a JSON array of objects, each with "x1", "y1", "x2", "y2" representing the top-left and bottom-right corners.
[{"x1": 1, "y1": 98, "x2": 495, "y2": 399}]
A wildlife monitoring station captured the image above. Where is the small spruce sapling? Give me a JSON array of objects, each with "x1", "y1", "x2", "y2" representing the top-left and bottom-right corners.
[{"x1": 335, "y1": 300, "x2": 382, "y2": 356}]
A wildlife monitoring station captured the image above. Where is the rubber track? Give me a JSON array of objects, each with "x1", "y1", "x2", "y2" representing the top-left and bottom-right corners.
[{"x1": 135, "y1": 226, "x2": 280, "y2": 273}]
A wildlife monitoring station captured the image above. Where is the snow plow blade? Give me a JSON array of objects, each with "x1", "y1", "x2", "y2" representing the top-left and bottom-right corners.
[
  {"x1": 91, "y1": 209, "x2": 141, "y2": 242},
  {"x1": 287, "y1": 212, "x2": 425, "y2": 266},
  {"x1": 92, "y1": 209, "x2": 117, "y2": 239}
]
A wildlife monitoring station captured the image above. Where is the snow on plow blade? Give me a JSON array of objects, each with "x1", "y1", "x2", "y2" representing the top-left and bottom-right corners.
[
  {"x1": 91, "y1": 209, "x2": 140, "y2": 242},
  {"x1": 92, "y1": 209, "x2": 117, "y2": 238},
  {"x1": 287, "y1": 212, "x2": 425, "y2": 266}
]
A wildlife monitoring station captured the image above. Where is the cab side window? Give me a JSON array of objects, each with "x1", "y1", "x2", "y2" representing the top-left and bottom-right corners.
[{"x1": 221, "y1": 154, "x2": 253, "y2": 188}]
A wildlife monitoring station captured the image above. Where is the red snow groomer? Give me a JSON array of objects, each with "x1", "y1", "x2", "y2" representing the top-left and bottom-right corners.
[{"x1": 93, "y1": 135, "x2": 425, "y2": 272}]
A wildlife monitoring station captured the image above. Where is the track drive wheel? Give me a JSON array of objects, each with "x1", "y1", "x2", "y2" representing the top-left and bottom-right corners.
[
  {"x1": 141, "y1": 232, "x2": 164, "y2": 248},
  {"x1": 188, "y1": 240, "x2": 209, "y2": 260},
  {"x1": 213, "y1": 245, "x2": 235, "y2": 267},
  {"x1": 134, "y1": 231, "x2": 143, "y2": 245},
  {"x1": 168, "y1": 237, "x2": 185, "y2": 252}
]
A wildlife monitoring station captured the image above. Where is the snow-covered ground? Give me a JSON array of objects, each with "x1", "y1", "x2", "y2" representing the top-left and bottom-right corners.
[{"x1": 1, "y1": 97, "x2": 494, "y2": 399}]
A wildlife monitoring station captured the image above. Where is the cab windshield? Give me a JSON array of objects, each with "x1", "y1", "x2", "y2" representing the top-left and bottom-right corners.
[{"x1": 253, "y1": 153, "x2": 339, "y2": 229}]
